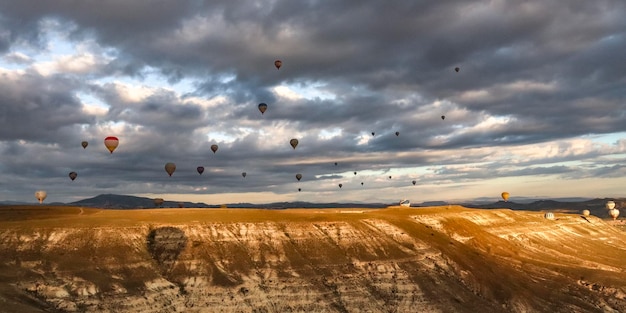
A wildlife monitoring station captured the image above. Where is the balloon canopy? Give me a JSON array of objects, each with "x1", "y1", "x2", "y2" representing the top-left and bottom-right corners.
[{"x1": 104, "y1": 136, "x2": 119, "y2": 153}]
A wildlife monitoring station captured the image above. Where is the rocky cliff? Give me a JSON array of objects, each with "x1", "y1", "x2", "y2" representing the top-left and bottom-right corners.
[{"x1": 0, "y1": 205, "x2": 625, "y2": 312}]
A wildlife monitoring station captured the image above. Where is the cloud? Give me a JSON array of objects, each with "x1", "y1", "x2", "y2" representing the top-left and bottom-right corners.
[{"x1": 0, "y1": 1, "x2": 625, "y2": 203}]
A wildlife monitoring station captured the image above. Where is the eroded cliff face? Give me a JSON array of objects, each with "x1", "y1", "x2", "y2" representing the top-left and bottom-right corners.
[{"x1": 1, "y1": 206, "x2": 625, "y2": 313}]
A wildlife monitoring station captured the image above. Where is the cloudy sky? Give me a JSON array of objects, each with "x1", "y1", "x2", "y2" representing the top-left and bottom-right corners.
[{"x1": 1, "y1": 1, "x2": 625, "y2": 205}]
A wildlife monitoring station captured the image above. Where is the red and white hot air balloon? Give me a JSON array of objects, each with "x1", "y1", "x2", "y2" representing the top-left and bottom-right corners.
[{"x1": 104, "y1": 136, "x2": 119, "y2": 154}]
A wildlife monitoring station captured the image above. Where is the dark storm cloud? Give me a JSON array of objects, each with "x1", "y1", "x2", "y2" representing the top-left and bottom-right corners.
[{"x1": 0, "y1": 71, "x2": 93, "y2": 142}]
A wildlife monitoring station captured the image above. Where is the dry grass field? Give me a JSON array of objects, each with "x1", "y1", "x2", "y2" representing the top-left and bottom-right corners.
[{"x1": 1, "y1": 205, "x2": 625, "y2": 312}]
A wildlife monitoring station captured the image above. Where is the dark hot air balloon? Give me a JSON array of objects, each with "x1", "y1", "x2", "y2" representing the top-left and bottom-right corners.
[
  {"x1": 338, "y1": 183, "x2": 343, "y2": 188},
  {"x1": 274, "y1": 60, "x2": 282, "y2": 69},
  {"x1": 210, "y1": 144, "x2": 218, "y2": 153},
  {"x1": 296, "y1": 173, "x2": 302, "y2": 181},
  {"x1": 455, "y1": 67, "x2": 460, "y2": 72},
  {"x1": 290, "y1": 139, "x2": 299, "y2": 149},
  {"x1": 69, "y1": 172, "x2": 77, "y2": 181},
  {"x1": 395, "y1": 131, "x2": 399, "y2": 136},
  {"x1": 441, "y1": 115, "x2": 445, "y2": 120},
  {"x1": 81, "y1": 141, "x2": 88, "y2": 149},
  {"x1": 412, "y1": 180, "x2": 416, "y2": 185},
  {"x1": 165, "y1": 162, "x2": 176, "y2": 176},
  {"x1": 242, "y1": 172, "x2": 247, "y2": 178},
  {"x1": 258, "y1": 103, "x2": 268, "y2": 114},
  {"x1": 197, "y1": 166, "x2": 204, "y2": 174}
]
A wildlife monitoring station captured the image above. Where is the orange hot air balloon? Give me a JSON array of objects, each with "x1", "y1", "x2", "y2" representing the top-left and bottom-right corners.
[
  {"x1": 69, "y1": 171, "x2": 77, "y2": 181},
  {"x1": 81, "y1": 141, "x2": 88, "y2": 149},
  {"x1": 501, "y1": 192, "x2": 510, "y2": 202},
  {"x1": 274, "y1": 60, "x2": 282, "y2": 69},
  {"x1": 258, "y1": 103, "x2": 268, "y2": 114},
  {"x1": 104, "y1": 136, "x2": 119, "y2": 153},
  {"x1": 165, "y1": 162, "x2": 176, "y2": 176},
  {"x1": 211, "y1": 144, "x2": 218, "y2": 153},
  {"x1": 289, "y1": 139, "x2": 299, "y2": 149},
  {"x1": 296, "y1": 173, "x2": 302, "y2": 181}
]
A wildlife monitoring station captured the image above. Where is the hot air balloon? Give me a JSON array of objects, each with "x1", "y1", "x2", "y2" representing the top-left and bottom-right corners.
[
  {"x1": 258, "y1": 103, "x2": 268, "y2": 114},
  {"x1": 455, "y1": 67, "x2": 460, "y2": 72},
  {"x1": 274, "y1": 60, "x2": 282, "y2": 70},
  {"x1": 81, "y1": 141, "x2": 88, "y2": 149},
  {"x1": 69, "y1": 171, "x2": 77, "y2": 181},
  {"x1": 582, "y1": 210, "x2": 590, "y2": 217},
  {"x1": 165, "y1": 162, "x2": 176, "y2": 176},
  {"x1": 609, "y1": 208, "x2": 620, "y2": 220},
  {"x1": 354, "y1": 171, "x2": 357, "y2": 175},
  {"x1": 290, "y1": 139, "x2": 299, "y2": 149},
  {"x1": 544, "y1": 212, "x2": 555, "y2": 220},
  {"x1": 606, "y1": 201, "x2": 616, "y2": 210},
  {"x1": 197, "y1": 166, "x2": 204, "y2": 175},
  {"x1": 361, "y1": 182, "x2": 364, "y2": 186},
  {"x1": 441, "y1": 115, "x2": 445, "y2": 120},
  {"x1": 371, "y1": 132, "x2": 375, "y2": 136},
  {"x1": 210, "y1": 144, "x2": 218, "y2": 153},
  {"x1": 395, "y1": 131, "x2": 399, "y2": 136},
  {"x1": 334, "y1": 162, "x2": 338, "y2": 166},
  {"x1": 501, "y1": 192, "x2": 510, "y2": 202},
  {"x1": 154, "y1": 198, "x2": 164, "y2": 207},
  {"x1": 388, "y1": 176, "x2": 392, "y2": 179},
  {"x1": 178, "y1": 202, "x2": 184, "y2": 208},
  {"x1": 104, "y1": 136, "x2": 119, "y2": 154},
  {"x1": 298, "y1": 188, "x2": 301, "y2": 192},
  {"x1": 412, "y1": 180, "x2": 416, "y2": 185},
  {"x1": 242, "y1": 172, "x2": 247, "y2": 178},
  {"x1": 35, "y1": 190, "x2": 47, "y2": 204},
  {"x1": 296, "y1": 173, "x2": 302, "y2": 181},
  {"x1": 338, "y1": 184, "x2": 343, "y2": 188}
]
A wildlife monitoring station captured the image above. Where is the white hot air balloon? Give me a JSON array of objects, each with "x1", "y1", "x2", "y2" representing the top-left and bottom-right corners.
[
  {"x1": 609, "y1": 208, "x2": 620, "y2": 220},
  {"x1": 35, "y1": 190, "x2": 47, "y2": 204},
  {"x1": 544, "y1": 212, "x2": 555, "y2": 220},
  {"x1": 582, "y1": 210, "x2": 590, "y2": 217},
  {"x1": 606, "y1": 201, "x2": 616, "y2": 210}
]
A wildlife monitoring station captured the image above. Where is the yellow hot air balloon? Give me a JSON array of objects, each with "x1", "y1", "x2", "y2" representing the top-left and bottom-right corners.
[
  {"x1": 165, "y1": 162, "x2": 176, "y2": 176},
  {"x1": 104, "y1": 136, "x2": 119, "y2": 153},
  {"x1": 35, "y1": 190, "x2": 47, "y2": 204},
  {"x1": 501, "y1": 192, "x2": 510, "y2": 202},
  {"x1": 289, "y1": 139, "x2": 298, "y2": 149}
]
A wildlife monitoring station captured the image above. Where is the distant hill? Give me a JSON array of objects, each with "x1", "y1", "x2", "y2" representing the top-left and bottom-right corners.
[
  {"x1": 3, "y1": 194, "x2": 623, "y2": 217},
  {"x1": 70, "y1": 194, "x2": 216, "y2": 209}
]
